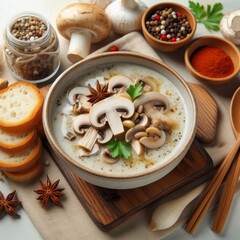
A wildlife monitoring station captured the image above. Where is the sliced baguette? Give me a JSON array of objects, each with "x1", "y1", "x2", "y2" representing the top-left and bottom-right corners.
[
  {"x1": 0, "y1": 82, "x2": 44, "y2": 133},
  {"x1": 0, "y1": 128, "x2": 37, "y2": 153},
  {"x1": 4, "y1": 160, "x2": 43, "y2": 183},
  {"x1": 0, "y1": 137, "x2": 42, "y2": 173}
]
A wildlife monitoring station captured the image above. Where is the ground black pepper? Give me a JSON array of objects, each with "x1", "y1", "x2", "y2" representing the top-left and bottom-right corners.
[{"x1": 145, "y1": 8, "x2": 192, "y2": 42}]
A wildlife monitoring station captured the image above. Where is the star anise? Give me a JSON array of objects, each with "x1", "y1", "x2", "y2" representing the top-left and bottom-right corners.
[
  {"x1": 87, "y1": 80, "x2": 113, "y2": 104},
  {"x1": 0, "y1": 190, "x2": 22, "y2": 218},
  {"x1": 34, "y1": 175, "x2": 65, "y2": 208}
]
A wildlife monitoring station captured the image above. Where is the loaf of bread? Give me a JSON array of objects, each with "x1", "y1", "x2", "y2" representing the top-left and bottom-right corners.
[
  {"x1": 0, "y1": 128, "x2": 37, "y2": 152},
  {"x1": 0, "y1": 82, "x2": 44, "y2": 132},
  {"x1": 0, "y1": 137, "x2": 42, "y2": 173}
]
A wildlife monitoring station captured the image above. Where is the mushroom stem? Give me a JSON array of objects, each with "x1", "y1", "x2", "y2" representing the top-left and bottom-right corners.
[
  {"x1": 79, "y1": 127, "x2": 98, "y2": 151},
  {"x1": 106, "y1": 110, "x2": 124, "y2": 136},
  {"x1": 79, "y1": 143, "x2": 100, "y2": 157},
  {"x1": 68, "y1": 31, "x2": 92, "y2": 63}
]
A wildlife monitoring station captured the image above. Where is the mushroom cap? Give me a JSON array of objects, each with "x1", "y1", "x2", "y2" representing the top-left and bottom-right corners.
[
  {"x1": 98, "y1": 128, "x2": 113, "y2": 144},
  {"x1": 135, "y1": 78, "x2": 157, "y2": 92},
  {"x1": 134, "y1": 92, "x2": 170, "y2": 113},
  {"x1": 56, "y1": 3, "x2": 111, "y2": 43},
  {"x1": 135, "y1": 113, "x2": 149, "y2": 127},
  {"x1": 131, "y1": 139, "x2": 144, "y2": 156},
  {"x1": 108, "y1": 75, "x2": 133, "y2": 93},
  {"x1": 140, "y1": 130, "x2": 166, "y2": 149},
  {"x1": 67, "y1": 86, "x2": 90, "y2": 105},
  {"x1": 78, "y1": 0, "x2": 112, "y2": 9},
  {"x1": 125, "y1": 125, "x2": 146, "y2": 142},
  {"x1": 89, "y1": 96, "x2": 135, "y2": 128},
  {"x1": 101, "y1": 149, "x2": 119, "y2": 164},
  {"x1": 73, "y1": 113, "x2": 91, "y2": 135}
]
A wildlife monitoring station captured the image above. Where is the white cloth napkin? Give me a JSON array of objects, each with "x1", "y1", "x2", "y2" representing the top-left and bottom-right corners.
[{"x1": 2, "y1": 32, "x2": 236, "y2": 240}]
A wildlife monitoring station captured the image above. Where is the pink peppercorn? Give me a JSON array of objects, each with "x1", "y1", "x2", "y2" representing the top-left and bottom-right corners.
[
  {"x1": 177, "y1": 12, "x2": 183, "y2": 17},
  {"x1": 171, "y1": 37, "x2": 176, "y2": 42},
  {"x1": 161, "y1": 34, "x2": 167, "y2": 41},
  {"x1": 155, "y1": 15, "x2": 160, "y2": 21}
]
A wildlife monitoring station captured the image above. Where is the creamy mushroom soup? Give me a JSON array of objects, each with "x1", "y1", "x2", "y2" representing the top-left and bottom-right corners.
[{"x1": 52, "y1": 63, "x2": 186, "y2": 176}]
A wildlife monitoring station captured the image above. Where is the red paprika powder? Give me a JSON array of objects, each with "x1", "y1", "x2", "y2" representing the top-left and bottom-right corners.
[{"x1": 190, "y1": 46, "x2": 234, "y2": 78}]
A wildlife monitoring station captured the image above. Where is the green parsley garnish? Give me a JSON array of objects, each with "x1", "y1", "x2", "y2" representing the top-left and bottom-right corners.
[
  {"x1": 189, "y1": 1, "x2": 224, "y2": 31},
  {"x1": 106, "y1": 139, "x2": 131, "y2": 159},
  {"x1": 126, "y1": 83, "x2": 142, "y2": 101}
]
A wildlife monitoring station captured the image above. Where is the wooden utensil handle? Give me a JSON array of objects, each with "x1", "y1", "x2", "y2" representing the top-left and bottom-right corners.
[
  {"x1": 185, "y1": 136, "x2": 240, "y2": 234},
  {"x1": 212, "y1": 152, "x2": 240, "y2": 233}
]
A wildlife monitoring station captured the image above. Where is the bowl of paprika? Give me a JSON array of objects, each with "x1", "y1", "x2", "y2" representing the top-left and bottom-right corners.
[{"x1": 185, "y1": 36, "x2": 240, "y2": 84}]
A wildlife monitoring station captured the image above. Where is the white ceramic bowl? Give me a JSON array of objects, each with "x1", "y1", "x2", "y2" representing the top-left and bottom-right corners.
[{"x1": 43, "y1": 52, "x2": 197, "y2": 189}]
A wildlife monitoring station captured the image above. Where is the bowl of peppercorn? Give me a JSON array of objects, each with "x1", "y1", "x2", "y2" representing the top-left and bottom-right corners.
[
  {"x1": 141, "y1": 2, "x2": 196, "y2": 52},
  {"x1": 185, "y1": 36, "x2": 240, "y2": 84}
]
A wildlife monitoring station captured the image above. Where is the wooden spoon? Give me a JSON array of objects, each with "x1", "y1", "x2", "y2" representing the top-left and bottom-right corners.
[
  {"x1": 212, "y1": 87, "x2": 240, "y2": 233},
  {"x1": 230, "y1": 87, "x2": 240, "y2": 138},
  {"x1": 188, "y1": 83, "x2": 218, "y2": 144}
]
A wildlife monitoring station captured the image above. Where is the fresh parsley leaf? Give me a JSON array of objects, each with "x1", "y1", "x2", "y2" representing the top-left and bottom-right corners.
[
  {"x1": 189, "y1": 1, "x2": 205, "y2": 19},
  {"x1": 189, "y1": 1, "x2": 224, "y2": 31},
  {"x1": 126, "y1": 83, "x2": 142, "y2": 101},
  {"x1": 106, "y1": 139, "x2": 131, "y2": 159}
]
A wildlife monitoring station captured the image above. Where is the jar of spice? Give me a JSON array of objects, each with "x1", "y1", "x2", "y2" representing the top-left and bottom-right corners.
[{"x1": 4, "y1": 12, "x2": 60, "y2": 83}]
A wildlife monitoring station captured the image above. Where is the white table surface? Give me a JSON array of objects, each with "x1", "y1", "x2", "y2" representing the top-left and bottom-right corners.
[{"x1": 1, "y1": 0, "x2": 240, "y2": 239}]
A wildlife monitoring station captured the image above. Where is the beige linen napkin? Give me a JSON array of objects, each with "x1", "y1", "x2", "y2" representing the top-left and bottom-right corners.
[{"x1": 2, "y1": 32, "x2": 236, "y2": 240}]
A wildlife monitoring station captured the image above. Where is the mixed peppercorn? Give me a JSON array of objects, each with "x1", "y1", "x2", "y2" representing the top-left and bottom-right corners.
[
  {"x1": 145, "y1": 8, "x2": 192, "y2": 42},
  {"x1": 11, "y1": 16, "x2": 47, "y2": 41},
  {"x1": 4, "y1": 13, "x2": 60, "y2": 82}
]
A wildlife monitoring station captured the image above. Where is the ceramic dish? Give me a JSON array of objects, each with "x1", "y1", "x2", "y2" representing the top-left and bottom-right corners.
[
  {"x1": 43, "y1": 52, "x2": 197, "y2": 189},
  {"x1": 185, "y1": 36, "x2": 240, "y2": 84},
  {"x1": 141, "y1": 2, "x2": 196, "y2": 52}
]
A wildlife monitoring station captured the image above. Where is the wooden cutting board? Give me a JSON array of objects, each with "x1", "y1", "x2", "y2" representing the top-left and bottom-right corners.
[
  {"x1": 46, "y1": 140, "x2": 213, "y2": 230},
  {"x1": 41, "y1": 83, "x2": 216, "y2": 230}
]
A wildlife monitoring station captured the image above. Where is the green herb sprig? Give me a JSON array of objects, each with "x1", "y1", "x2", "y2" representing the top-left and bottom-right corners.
[
  {"x1": 189, "y1": 1, "x2": 224, "y2": 31},
  {"x1": 126, "y1": 83, "x2": 142, "y2": 101},
  {"x1": 106, "y1": 139, "x2": 131, "y2": 159}
]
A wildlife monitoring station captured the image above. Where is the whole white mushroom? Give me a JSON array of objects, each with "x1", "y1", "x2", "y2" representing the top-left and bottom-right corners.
[
  {"x1": 220, "y1": 10, "x2": 240, "y2": 45},
  {"x1": 56, "y1": 3, "x2": 111, "y2": 63}
]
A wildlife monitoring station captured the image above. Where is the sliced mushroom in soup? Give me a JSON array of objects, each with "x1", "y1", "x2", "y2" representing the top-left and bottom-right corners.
[{"x1": 52, "y1": 63, "x2": 186, "y2": 175}]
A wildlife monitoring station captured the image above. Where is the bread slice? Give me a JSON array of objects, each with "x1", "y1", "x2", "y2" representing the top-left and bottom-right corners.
[
  {"x1": 0, "y1": 137, "x2": 42, "y2": 173},
  {"x1": 5, "y1": 160, "x2": 43, "y2": 183},
  {"x1": 0, "y1": 128, "x2": 37, "y2": 152},
  {"x1": 0, "y1": 82, "x2": 44, "y2": 133}
]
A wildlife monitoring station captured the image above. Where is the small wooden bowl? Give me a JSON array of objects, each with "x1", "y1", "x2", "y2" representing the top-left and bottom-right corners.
[
  {"x1": 185, "y1": 36, "x2": 240, "y2": 84},
  {"x1": 141, "y1": 2, "x2": 196, "y2": 52}
]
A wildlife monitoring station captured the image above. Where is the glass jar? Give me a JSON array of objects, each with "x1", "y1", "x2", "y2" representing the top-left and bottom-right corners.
[{"x1": 4, "y1": 12, "x2": 60, "y2": 83}]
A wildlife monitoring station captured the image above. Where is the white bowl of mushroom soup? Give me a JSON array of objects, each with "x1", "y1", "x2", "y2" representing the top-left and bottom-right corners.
[{"x1": 43, "y1": 52, "x2": 197, "y2": 189}]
